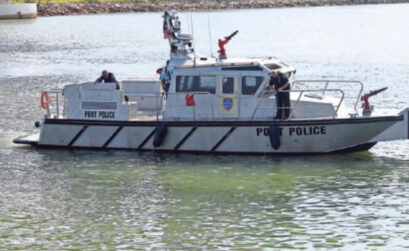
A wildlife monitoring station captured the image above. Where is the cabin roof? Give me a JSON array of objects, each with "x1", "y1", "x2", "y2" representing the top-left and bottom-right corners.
[{"x1": 171, "y1": 56, "x2": 295, "y2": 74}]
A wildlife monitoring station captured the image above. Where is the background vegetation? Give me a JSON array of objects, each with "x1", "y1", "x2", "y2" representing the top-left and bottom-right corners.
[{"x1": 13, "y1": 0, "x2": 149, "y2": 3}]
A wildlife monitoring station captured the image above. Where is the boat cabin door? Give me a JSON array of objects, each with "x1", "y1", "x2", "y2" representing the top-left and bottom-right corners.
[{"x1": 217, "y1": 75, "x2": 240, "y2": 117}]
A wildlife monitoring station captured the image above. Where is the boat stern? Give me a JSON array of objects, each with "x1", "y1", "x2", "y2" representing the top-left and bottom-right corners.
[{"x1": 13, "y1": 133, "x2": 39, "y2": 146}]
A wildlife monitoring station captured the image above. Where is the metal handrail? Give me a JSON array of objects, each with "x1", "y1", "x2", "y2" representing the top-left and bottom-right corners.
[
  {"x1": 292, "y1": 80, "x2": 363, "y2": 113},
  {"x1": 43, "y1": 90, "x2": 63, "y2": 118},
  {"x1": 125, "y1": 93, "x2": 165, "y2": 121},
  {"x1": 166, "y1": 92, "x2": 215, "y2": 121},
  {"x1": 250, "y1": 88, "x2": 345, "y2": 120}
]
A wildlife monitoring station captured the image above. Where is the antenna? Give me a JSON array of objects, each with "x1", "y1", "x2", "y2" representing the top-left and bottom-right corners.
[
  {"x1": 207, "y1": 8, "x2": 214, "y2": 57},
  {"x1": 190, "y1": 12, "x2": 197, "y2": 66}
]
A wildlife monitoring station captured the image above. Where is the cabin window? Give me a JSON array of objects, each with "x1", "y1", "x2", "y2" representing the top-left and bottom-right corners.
[
  {"x1": 242, "y1": 76, "x2": 264, "y2": 95},
  {"x1": 222, "y1": 77, "x2": 234, "y2": 94},
  {"x1": 264, "y1": 64, "x2": 281, "y2": 71},
  {"x1": 176, "y1": 75, "x2": 216, "y2": 94}
]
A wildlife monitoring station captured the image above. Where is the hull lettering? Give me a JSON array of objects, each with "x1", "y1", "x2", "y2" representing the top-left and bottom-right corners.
[
  {"x1": 256, "y1": 126, "x2": 326, "y2": 136},
  {"x1": 84, "y1": 111, "x2": 115, "y2": 119}
]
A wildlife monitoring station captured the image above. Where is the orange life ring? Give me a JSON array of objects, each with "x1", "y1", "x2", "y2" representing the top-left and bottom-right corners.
[{"x1": 41, "y1": 92, "x2": 51, "y2": 109}]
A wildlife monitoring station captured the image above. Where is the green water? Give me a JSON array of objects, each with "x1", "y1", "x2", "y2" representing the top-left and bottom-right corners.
[{"x1": 1, "y1": 148, "x2": 408, "y2": 249}]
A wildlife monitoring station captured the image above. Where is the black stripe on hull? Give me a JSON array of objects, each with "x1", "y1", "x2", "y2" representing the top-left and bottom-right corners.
[
  {"x1": 103, "y1": 126, "x2": 123, "y2": 148},
  {"x1": 174, "y1": 127, "x2": 197, "y2": 150},
  {"x1": 211, "y1": 127, "x2": 236, "y2": 152},
  {"x1": 137, "y1": 128, "x2": 157, "y2": 150},
  {"x1": 34, "y1": 142, "x2": 378, "y2": 155},
  {"x1": 68, "y1": 126, "x2": 88, "y2": 147},
  {"x1": 43, "y1": 115, "x2": 404, "y2": 127}
]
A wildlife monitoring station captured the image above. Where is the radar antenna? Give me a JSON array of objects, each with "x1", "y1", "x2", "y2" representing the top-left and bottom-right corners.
[{"x1": 162, "y1": 10, "x2": 194, "y2": 59}]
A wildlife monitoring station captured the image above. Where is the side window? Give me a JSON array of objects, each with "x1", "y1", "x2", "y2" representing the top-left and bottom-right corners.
[
  {"x1": 176, "y1": 76, "x2": 216, "y2": 94},
  {"x1": 199, "y1": 76, "x2": 216, "y2": 94},
  {"x1": 222, "y1": 77, "x2": 234, "y2": 94},
  {"x1": 176, "y1": 76, "x2": 188, "y2": 92},
  {"x1": 242, "y1": 76, "x2": 264, "y2": 95}
]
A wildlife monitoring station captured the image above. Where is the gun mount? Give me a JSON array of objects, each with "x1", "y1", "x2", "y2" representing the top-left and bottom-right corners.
[{"x1": 361, "y1": 87, "x2": 388, "y2": 116}]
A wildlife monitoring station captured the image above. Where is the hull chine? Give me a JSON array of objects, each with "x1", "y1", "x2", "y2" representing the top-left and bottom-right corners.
[{"x1": 14, "y1": 114, "x2": 406, "y2": 155}]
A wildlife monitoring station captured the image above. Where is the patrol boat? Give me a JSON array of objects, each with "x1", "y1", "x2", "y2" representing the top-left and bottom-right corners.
[{"x1": 14, "y1": 11, "x2": 409, "y2": 154}]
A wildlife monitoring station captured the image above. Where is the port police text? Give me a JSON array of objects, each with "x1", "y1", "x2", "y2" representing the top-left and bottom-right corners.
[
  {"x1": 84, "y1": 111, "x2": 115, "y2": 119},
  {"x1": 256, "y1": 126, "x2": 327, "y2": 136}
]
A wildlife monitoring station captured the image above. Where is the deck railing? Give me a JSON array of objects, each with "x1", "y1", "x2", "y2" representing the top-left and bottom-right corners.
[
  {"x1": 124, "y1": 93, "x2": 165, "y2": 121},
  {"x1": 43, "y1": 89, "x2": 63, "y2": 118},
  {"x1": 292, "y1": 80, "x2": 363, "y2": 113},
  {"x1": 251, "y1": 88, "x2": 345, "y2": 120},
  {"x1": 164, "y1": 92, "x2": 215, "y2": 121},
  {"x1": 43, "y1": 80, "x2": 362, "y2": 121}
]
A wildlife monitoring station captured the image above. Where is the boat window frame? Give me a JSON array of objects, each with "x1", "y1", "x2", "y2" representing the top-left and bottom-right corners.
[
  {"x1": 222, "y1": 77, "x2": 235, "y2": 94},
  {"x1": 175, "y1": 75, "x2": 217, "y2": 94},
  {"x1": 241, "y1": 76, "x2": 265, "y2": 96}
]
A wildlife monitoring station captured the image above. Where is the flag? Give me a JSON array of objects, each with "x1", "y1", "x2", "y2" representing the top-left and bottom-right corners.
[{"x1": 163, "y1": 19, "x2": 172, "y2": 39}]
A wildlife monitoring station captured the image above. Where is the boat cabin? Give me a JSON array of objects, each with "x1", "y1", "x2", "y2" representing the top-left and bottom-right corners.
[
  {"x1": 47, "y1": 10, "x2": 352, "y2": 123},
  {"x1": 56, "y1": 56, "x2": 346, "y2": 123}
]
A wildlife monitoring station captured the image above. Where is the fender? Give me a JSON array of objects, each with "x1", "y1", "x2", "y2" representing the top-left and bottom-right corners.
[
  {"x1": 153, "y1": 125, "x2": 167, "y2": 147},
  {"x1": 269, "y1": 124, "x2": 280, "y2": 150}
]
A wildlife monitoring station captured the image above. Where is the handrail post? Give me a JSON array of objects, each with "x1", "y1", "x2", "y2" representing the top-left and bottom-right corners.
[
  {"x1": 56, "y1": 93, "x2": 59, "y2": 118},
  {"x1": 289, "y1": 90, "x2": 303, "y2": 119},
  {"x1": 323, "y1": 81, "x2": 329, "y2": 97},
  {"x1": 335, "y1": 90, "x2": 345, "y2": 116},
  {"x1": 354, "y1": 81, "x2": 364, "y2": 113},
  {"x1": 156, "y1": 94, "x2": 159, "y2": 121},
  {"x1": 251, "y1": 89, "x2": 270, "y2": 120},
  {"x1": 211, "y1": 95, "x2": 214, "y2": 120}
]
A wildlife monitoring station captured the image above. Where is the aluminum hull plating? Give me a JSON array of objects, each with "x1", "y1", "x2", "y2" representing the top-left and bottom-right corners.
[{"x1": 15, "y1": 115, "x2": 408, "y2": 154}]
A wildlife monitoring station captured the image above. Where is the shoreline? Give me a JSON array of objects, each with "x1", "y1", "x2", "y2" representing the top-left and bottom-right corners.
[{"x1": 37, "y1": 0, "x2": 409, "y2": 17}]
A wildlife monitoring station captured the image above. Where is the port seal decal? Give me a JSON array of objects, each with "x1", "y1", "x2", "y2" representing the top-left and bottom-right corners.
[{"x1": 222, "y1": 97, "x2": 234, "y2": 112}]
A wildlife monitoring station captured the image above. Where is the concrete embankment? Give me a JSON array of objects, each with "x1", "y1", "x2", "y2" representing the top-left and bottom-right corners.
[{"x1": 37, "y1": 0, "x2": 409, "y2": 16}]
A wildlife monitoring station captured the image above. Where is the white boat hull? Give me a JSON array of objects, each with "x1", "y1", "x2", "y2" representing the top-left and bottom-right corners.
[{"x1": 14, "y1": 111, "x2": 409, "y2": 154}]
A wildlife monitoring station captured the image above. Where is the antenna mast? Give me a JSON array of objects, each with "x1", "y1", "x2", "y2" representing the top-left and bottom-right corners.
[
  {"x1": 207, "y1": 9, "x2": 214, "y2": 57},
  {"x1": 190, "y1": 12, "x2": 196, "y2": 66}
]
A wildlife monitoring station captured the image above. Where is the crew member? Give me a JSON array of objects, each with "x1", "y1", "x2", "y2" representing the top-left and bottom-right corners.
[
  {"x1": 94, "y1": 70, "x2": 118, "y2": 84},
  {"x1": 94, "y1": 70, "x2": 119, "y2": 89},
  {"x1": 270, "y1": 71, "x2": 291, "y2": 119},
  {"x1": 160, "y1": 61, "x2": 172, "y2": 95}
]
